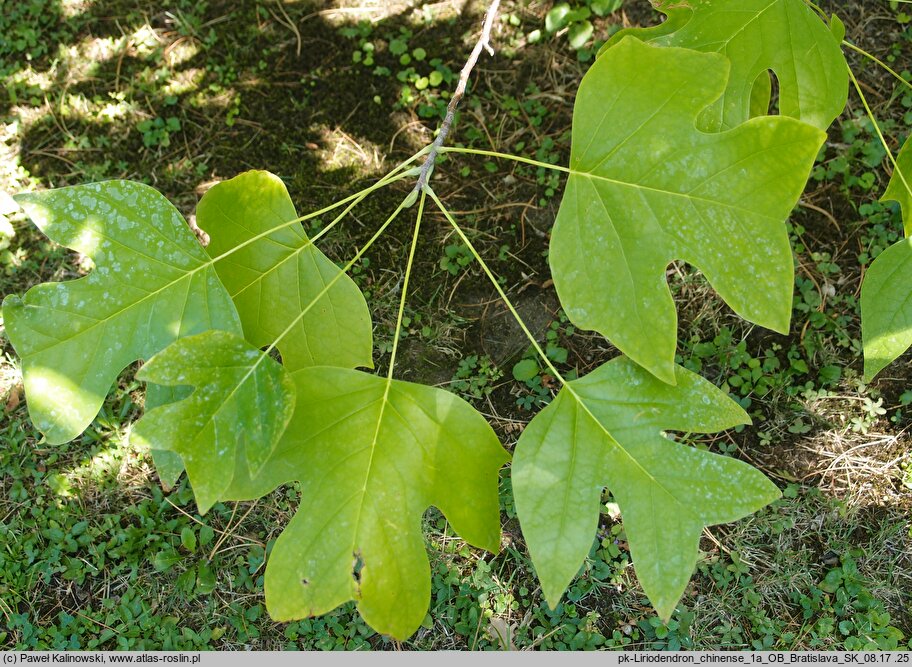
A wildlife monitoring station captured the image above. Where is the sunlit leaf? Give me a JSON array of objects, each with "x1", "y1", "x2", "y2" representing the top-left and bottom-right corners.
[
  {"x1": 550, "y1": 37, "x2": 825, "y2": 383},
  {"x1": 219, "y1": 367, "x2": 509, "y2": 640},
  {"x1": 2, "y1": 181, "x2": 240, "y2": 444},
  {"x1": 199, "y1": 170, "x2": 373, "y2": 371},
  {"x1": 602, "y1": 0, "x2": 848, "y2": 131},
  {"x1": 512, "y1": 356, "x2": 780, "y2": 619},
  {"x1": 132, "y1": 330, "x2": 296, "y2": 514}
]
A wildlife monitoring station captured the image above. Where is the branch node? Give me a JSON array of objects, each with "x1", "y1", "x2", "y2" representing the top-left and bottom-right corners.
[{"x1": 412, "y1": 0, "x2": 501, "y2": 193}]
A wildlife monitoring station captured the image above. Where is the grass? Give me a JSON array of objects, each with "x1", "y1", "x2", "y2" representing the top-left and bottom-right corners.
[{"x1": 1, "y1": 0, "x2": 911, "y2": 651}]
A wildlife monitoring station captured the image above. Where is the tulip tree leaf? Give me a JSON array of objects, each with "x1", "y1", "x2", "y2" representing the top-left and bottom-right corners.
[
  {"x1": 602, "y1": 0, "x2": 848, "y2": 131},
  {"x1": 862, "y1": 138, "x2": 912, "y2": 380},
  {"x1": 217, "y1": 366, "x2": 509, "y2": 640},
  {"x1": 2, "y1": 181, "x2": 241, "y2": 445},
  {"x1": 512, "y1": 357, "x2": 780, "y2": 620},
  {"x1": 550, "y1": 37, "x2": 825, "y2": 384},
  {"x1": 199, "y1": 170, "x2": 373, "y2": 371},
  {"x1": 146, "y1": 383, "x2": 190, "y2": 489},
  {"x1": 749, "y1": 70, "x2": 774, "y2": 119},
  {"x1": 861, "y1": 238, "x2": 912, "y2": 381},
  {"x1": 882, "y1": 135, "x2": 912, "y2": 236},
  {"x1": 132, "y1": 330, "x2": 296, "y2": 514}
]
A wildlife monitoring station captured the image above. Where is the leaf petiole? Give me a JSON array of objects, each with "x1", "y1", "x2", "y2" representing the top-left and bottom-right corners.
[
  {"x1": 426, "y1": 187, "x2": 566, "y2": 386},
  {"x1": 846, "y1": 63, "x2": 912, "y2": 233},
  {"x1": 386, "y1": 190, "x2": 427, "y2": 380},
  {"x1": 843, "y1": 40, "x2": 912, "y2": 95},
  {"x1": 261, "y1": 192, "x2": 415, "y2": 360},
  {"x1": 438, "y1": 146, "x2": 570, "y2": 174},
  {"x1": 208, "y1": 147, "x2": 427, "y2": 268}
]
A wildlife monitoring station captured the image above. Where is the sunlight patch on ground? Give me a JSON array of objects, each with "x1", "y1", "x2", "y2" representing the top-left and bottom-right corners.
[{"x1": 314, "y1": 124, "x2": 384, "y2": 173}]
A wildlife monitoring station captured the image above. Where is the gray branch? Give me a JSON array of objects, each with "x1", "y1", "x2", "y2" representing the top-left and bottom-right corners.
[{"x1": 413, "y1": 0, "x2": 501, "y2": 193}]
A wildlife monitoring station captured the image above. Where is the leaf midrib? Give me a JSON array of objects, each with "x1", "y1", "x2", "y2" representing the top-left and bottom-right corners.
[
  {"x1": 565, "y1": 383, "x2": 704, "y2": 518},
  {"x1": 17, "y1": 199, "x2": 328, "y2": 359},
  {"x1": 571, "y1": 171, "x2": 780, "y2": 221}
]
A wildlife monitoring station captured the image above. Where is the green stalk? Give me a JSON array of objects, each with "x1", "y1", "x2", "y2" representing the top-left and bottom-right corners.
[
  {"x1": 843, "y1": 40, "x2": 912, "y2": 94},
  {"x1": 209, "y1": 148, "x2": 426, "y2": 267},
  {"x1": 262, "y1": 193, "x2": 415, "y2": 359},
  {"x1": 426, "y1": 187, "x2": 567, "y2": 385},
  {"x1": 386, "y1": 190, "x2": 427, "y2": 379},
  {"x1": 846, "y1": 63, "x2": 912, "y2": 233},
  {"x1": 439, "y1": 146, "x2": 570, "y2": 174}
]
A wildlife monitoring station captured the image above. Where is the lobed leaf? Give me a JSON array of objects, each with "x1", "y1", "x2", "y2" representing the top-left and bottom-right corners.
[
  {"x1": 198, "y1": 170, "x2": 373, "y2": 371},
  {"x1": 132, "y1": 330, "x2": 296, "y2": 514},
  {"x1": 861, "y1": 238, "x2": 912, "y2": 382},
  {"x1": 550, "y1": 37, "x2": 825, "y2": 384},
  {"x1": 145, "y1": 383, "x2": 191, "y2": 490},
  {"x1": 882, "y1": 134, "x2": 912, "y2": 236},
  {"x1": 219, "y1": 367, "x2": 509, "y2": 640},
  {"x1": 861, "y1": 137, "x2": 912, "y2": 380},
  {"x1": 512, "y1": 356, "x2": 780, "y2": 620},
  {"x1": 602, "y1": 0, "x2": 848, "y2": 132},
  {"x1": 2, "y1": 181, "x2": 240, "y2": 444}
]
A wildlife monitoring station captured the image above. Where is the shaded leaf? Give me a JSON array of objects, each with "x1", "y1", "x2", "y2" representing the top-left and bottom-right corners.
[
  {"x1": 830, "y1": 14, "x2": 846, "y2": 44},
  {"x1": 862, "y1": 137, "x2": 912, "y2": 380},
  {"x1": 602, "y1": 0, "x2": 848, "y2": 131},
  {"x1": 132, "y1": 330, "x2": 296, "y2": 514},
  {"x1": 3, "y1": 181, "x2": 240, "y2": 444},
  {"x1": 882, "y1": 134, "x2": 912, "y2": 236},
  {"x1": 512, "y1": 358, "x2": 539, "y2": 382},
  {"x1": 145, "y1": 383, "x2": 190, "y2": 489},
  {"x1": 861, "y1": 238, "x2": 912, "y2": 381},
  {"x1": 221, "y1": 367, "x2": 509, "y2": 640},
  {"x1": 513, "y1": 357, "x2": 779, "y2": 620},
  {"x1": 199, "y1": 170, "x2": 373, "y2": 371},
  {"x1": 550, "y1": 37, "x2": 825, "y2": 383}
]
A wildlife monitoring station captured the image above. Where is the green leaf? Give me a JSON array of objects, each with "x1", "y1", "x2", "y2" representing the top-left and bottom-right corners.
[
  {"x1": 220, "y1": 367, "x2": 509, "y2": 640},
  {"x1": 199, "y1": 525, "x2": 215, "y2": 547},
  {"x1": 198, "y1": 170, "x2": 373, "y2": 371},
  {"x1": 862, "y1": 137, "x2": 912, "y2": 380},
  {"x1": 196, "y1": 562, "x2": 217, "y2": 595},
  {"x1": 512, "y1": 356, "x2": 780, "y2": 620},
  {"x1": 749, "y1": 70, "x2": 773, "y2": 119},
  {"x1": 389, "y1": 38, "x2": 407, "y2": 55},
  {"x1": 145, "y1": 383, "x2": 190, "y2": 489},
  {"x1": 830, "y1": 13, "x2": 846, "y2": 44},
  {"x1": 550, "y1": 37, "x2": 825, "y2": 383},
  {"x1": 567, "y1": 20, "x2": 594, "y2": 50},
  {"x1": 132, "y1": 330, "x2": 296, "y2": 514},
  {"x1": 546, "y1": 3, "x2": 572, "y2": 32},
  {"x1": 861, "y1": 237, "x2": 912, "y2": 381},
  {"x1": 180, "y1": 526, "x2": 197, "y2": 552},
  {"x1": 153, "y1": 547, "x2": 182, "y2": 572},
  {"x1": 882, "y1": 134, "x2": 912, "y2": 236},
  {"x1": 2, "y1": 181, "x2": 240, "y2": 444},
  {"x1": 512, "y1": 358, "x2": 539, "y2": 382},
  {"x1": 591, "y1": 0, "x2": 623, "y2": 17},
  {"x1": 602, "y1": 0, "x2": 848, "y2": 131}
]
